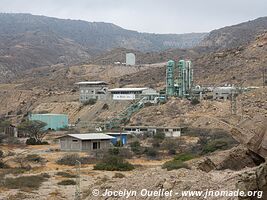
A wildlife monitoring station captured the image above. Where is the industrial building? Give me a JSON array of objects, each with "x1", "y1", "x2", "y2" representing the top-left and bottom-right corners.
[
  {"x1": 213, "y1": 86, "x2": 236, "y2": 100},
  {"x1": 29, "y1": 114, "x2": 68, "y2": 130},
  {"x1": 109, "y1": 87, "x2": 158, "y2": 101},
  {"x1": 123, "y1": 126, "x2": 182, "y2": 137},
  {"x1": 76, "y1": 81, "x2": 109, "y2": 102},
  {"x1": 166, "y1": 60, "x2": 193, "y2": 98},
  {"x1": 58, "y1": 133, "x2": 115, "y2": 152},
  {"x1": 126, "y1": 53, "x2": 136, "y2": 66}
]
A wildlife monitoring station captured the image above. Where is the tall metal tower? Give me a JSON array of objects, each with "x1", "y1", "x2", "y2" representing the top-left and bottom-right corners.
[
  {"x1": 166, "y1": 60, "x2": 175, "y2": 96},
  {"x1": 177, "y1": 60, "x2": 193, "y2": 97},
  {"x1": 75, "y1": 160, "x2": 81, "y2": 200}
]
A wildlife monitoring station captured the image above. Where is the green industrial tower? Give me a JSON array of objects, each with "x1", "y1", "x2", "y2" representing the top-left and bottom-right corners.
[
  {"x1": 166, "y1": 60, "x2": 175, "y2": 96},
  {"x1": 166, "y1": 59, "x2": 193, "y2": 98}
]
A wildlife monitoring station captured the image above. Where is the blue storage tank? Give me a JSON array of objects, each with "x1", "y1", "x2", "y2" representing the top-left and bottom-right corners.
[{"x1": 29, "y1": 114, "x2": 68, "y2": 130}]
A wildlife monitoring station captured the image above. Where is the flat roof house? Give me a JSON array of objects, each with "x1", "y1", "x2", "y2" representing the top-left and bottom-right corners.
[{"x1": 59, "y1": 133, "x2": 115, "y2": 152}]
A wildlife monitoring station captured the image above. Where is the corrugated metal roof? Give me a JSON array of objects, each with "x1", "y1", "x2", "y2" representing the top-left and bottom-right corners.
[
  {"x1": 105, "y1": 132, "x2": 130, "y2": 135},
  {"x1": 31, "y1": 113, "x2": 67, "y2": 116},
  {"x1": 66, "y1": 133, "x2": 115, "y2": 140},
  {"x1": 109, "y1": 87, "x2": 148, "y2": 92},
  {"x1": 75, "y1": 81, "x2": 108, "y2": 85}
]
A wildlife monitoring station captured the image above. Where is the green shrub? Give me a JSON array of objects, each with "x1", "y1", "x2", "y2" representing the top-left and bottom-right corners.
[
  {"x1": 25, "y1": 154, "x2": 44, "y2": 163},
  {"x1": 26, "y1": 138, "x2": 49, "y2": 145},
  {"x1": 57, "y1": 179, "x2": 76, "y2": 185},
  {"x1": 56, "y1": 171, "x2": 76, "y2": 178},
  {"x1": 168, "y1": 149, "x2": 176, "y2": 155},
  {"x1": 145, "y1": 148, "x2": 158, "y2": 158},
  {"x1": 130, "y1": 141, "x2": 143, "y2": 155},
  {"x1": 94, "y1": 156, "x2": 134, "y2": 171},
  {"x1": 108, "y1": 148, "x2": 120, "y2": 155},
  {"x1": 202, "y1": 139, "x2": 228, "y2": 154},
  {"x1": 162, "y1": 160, "x2": 190, "y2": 171},
  {"x1": 191, "y1": 98, "x2": 200, "y2": 105},
  {"x1": 174, "y1": 153, "x2": 197, "y2": 162},
  {"x1": 153, "y1": 132, "x2": 165, "y2": 140}
]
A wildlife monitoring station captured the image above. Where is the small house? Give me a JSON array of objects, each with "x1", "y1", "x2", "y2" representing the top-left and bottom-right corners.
[{"x1": 59, "y1": 133, "x2": 115, "y2": 152}]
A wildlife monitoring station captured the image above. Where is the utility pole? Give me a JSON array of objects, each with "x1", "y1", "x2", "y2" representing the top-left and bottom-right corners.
[
  {"x1": 75, "y1": 160, "x2": 81, "y2": 200},
  {"x1": 263, "y1": 66, "x2": 267, "y2": 87},
  {"x1": 230, "y1": 89, "x2": 237, "y2": 115}
]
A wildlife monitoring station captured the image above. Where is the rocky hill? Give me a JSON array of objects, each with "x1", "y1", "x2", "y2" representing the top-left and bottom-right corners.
[
  {"x1": 0, "y1": 13, "x2": 206, "y2": 82},
  {"x1": 200, "y1": 16, "x2": 267, "y2": 50}
]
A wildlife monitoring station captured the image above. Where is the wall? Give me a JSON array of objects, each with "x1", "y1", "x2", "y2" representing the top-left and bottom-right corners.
[
  {"x1": 79, "y1": 85, "x2": 108, "y2": 102},
  {"x1": 29, "y1": 114, "x2": 68, "y2": 130},
  {"x1": 60, "y1": 136, "x2": 112, "y2": 152}
]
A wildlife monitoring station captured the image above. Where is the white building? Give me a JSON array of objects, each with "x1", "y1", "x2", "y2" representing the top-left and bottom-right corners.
[
  {"x1": 123, "y1": 126, "x2": 182, "y2": 137},
  {"x1": 126, "y1": 53, "x2": 136, "y2": 66},
  {"x1": 76, "y1": 81, "x2": 109, "y2": 102},
  {"x1": 213, "y1": 86, "x2": 236, "y2": 100},
  {"x1": 109, "y1": 87, "x2": 158, "y2": 101}
]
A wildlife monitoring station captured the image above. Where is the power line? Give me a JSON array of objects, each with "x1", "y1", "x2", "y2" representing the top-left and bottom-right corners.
[{"x1": 75, "y1": 160, "x2": 81, "y2": 200}]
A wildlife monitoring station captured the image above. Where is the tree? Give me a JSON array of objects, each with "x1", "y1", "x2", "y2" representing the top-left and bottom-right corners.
[
  {"x1": 0, "y1": 120, "x2": 11, "y2": 133},
  {"x1": 18, "y1": 120, "x2": 47, "y2": 143}
]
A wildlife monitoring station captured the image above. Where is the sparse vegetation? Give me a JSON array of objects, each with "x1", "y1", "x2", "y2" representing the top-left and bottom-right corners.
[
  {"x1": 162, "y1": 153, "x2": 196, "y2": 171},
  {"x1": 56, "y1": 171, "x2": 76, "y2": 178},
  {"x1": 144, "y1": 147, "x2": 158, "y2": 158},
  {"x1": 1, "y1": 174, "x2": 48, "y2": 190},
  {"x1": 113, "y1": 172, "x2": 125, "y2": 178},
  {"x1": 57, "y1": 179, "x2": 76, "y2": 185},
  {"x1": 57, "y1": 154, "x2": 95, "y2": 166},
  {"x1": 202, "y1": 139, "x2": 229, "y2": 154},
  {"x1": 25, "y1": 154, "x2": 45, "y2": 163},
  {"x1": 162, "y1": 160, "x2": 190, "y2": 171},
  {"x1": 130, "y1": 141, "x2": 143, "y2": 155}
]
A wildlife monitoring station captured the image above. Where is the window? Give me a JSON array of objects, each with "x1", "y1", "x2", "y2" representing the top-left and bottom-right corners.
[
  {"x1": 93, "y1": 142, "x2": 97, "y2": 149},
  {"x1": 72, "y1": 140, "x2": 78, "y2": 142},
  {"x1": 93, "y1": 142, "x2": 101, "y2": 149},
  {"x1": 81, "y1": 90, "x2": 84, "y2": 93}
]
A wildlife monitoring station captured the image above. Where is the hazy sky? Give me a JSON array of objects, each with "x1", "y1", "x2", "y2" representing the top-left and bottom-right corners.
[{"x1": 0, "y1": 0, "x2": 266, "y2": 34}]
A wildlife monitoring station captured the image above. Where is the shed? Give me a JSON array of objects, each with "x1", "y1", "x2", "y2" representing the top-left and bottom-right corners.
[
  {"x1": 29, "y1": 114, "x2": 68, "y2": 130},
  {"x1": 105, "y1": 132, "x2": 129, "y2": 145},
  {"x1": 58, "y1": 133, "x2": 115, "y2": 152}
]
